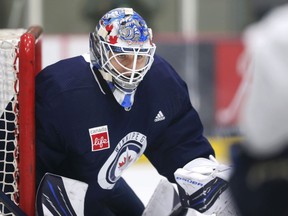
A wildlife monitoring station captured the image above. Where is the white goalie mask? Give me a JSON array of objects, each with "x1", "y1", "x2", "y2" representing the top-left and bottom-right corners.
[{"x1": 90, "y1": 7, "x2": 156, "y2": 94}]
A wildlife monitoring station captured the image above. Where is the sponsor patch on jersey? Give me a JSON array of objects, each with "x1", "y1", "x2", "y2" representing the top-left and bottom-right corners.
[
  {"x1": 89, "y1": 125, "x2": 110, "y2": 151},
  {"x1": 98, "y1": 132, "x2": 147, "y2": 189}
]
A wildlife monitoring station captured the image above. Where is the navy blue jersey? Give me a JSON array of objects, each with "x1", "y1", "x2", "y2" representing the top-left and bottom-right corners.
[{"x1": 35, "y1": 54, "x2": 214, "y2": 215}]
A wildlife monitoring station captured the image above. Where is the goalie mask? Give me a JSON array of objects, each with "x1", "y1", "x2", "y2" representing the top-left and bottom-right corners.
[{"x1": 90, "y1": 8, "x2": 156, "y2": 109}]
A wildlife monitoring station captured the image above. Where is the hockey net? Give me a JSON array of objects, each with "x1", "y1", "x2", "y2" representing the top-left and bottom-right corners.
[{"x1": 0, "y1": 26, "x2": 42, "y2": 215}]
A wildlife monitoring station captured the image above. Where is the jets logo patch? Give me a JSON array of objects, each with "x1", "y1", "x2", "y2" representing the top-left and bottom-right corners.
[
  {"x1": 98, "y1": 132, "x2": 147, "y2": 189},
  {"x1": 89, "y1": 125, "x2": 110, "y2": 151}
]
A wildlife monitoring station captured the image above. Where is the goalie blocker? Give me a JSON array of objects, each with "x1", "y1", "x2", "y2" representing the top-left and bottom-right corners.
[{"x1": 174, "y1": 155, "x2": 240, "y2": 216}]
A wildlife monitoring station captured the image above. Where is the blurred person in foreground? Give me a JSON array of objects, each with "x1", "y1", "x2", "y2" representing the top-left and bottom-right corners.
[
  {"x1": 35, "y1": 7, "x2": 239, "y2": 216},
  {"x1": 230, "y1": 3, "x2": 288, "y2": 216}
]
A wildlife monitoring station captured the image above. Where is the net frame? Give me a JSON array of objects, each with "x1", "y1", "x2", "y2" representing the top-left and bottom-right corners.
[{"x1": 0, "y1": 26, "x2": 42, "y2": 216}]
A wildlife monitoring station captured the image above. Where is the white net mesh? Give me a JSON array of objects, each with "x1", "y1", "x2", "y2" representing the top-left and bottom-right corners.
[{"x1": 0, "y1": 29, "x2": 26, "y2": 216}]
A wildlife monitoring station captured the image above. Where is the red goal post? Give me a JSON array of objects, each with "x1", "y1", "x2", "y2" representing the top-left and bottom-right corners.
[{"x1": 0, "y1": 26, "x2": 43, "y2": 216}]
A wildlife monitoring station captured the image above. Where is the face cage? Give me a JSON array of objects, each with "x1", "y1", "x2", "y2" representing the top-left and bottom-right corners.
[{"x1": 99, "y1": 41, "x2": 156, "y2": 91}]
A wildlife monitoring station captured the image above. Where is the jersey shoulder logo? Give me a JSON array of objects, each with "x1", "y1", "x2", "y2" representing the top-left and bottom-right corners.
[
  {"x1": 89, "y1": 125, "x2": 110, "y2": 151},
  {"x1": 154, "y1": 110, "x2": 166, "y2": 122}
]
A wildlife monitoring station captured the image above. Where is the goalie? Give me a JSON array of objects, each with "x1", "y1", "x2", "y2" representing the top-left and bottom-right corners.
[{"x1": 35, "y1": 7, "x2": 238, "y2": 216}]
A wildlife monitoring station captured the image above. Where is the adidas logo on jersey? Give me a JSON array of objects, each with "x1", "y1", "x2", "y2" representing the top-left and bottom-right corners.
[{"x1": 154, "y1": 111, "x2": 165, "y2": 122}]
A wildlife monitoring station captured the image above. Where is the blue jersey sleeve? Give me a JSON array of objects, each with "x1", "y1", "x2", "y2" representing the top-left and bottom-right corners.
[
  {"x1": 35, "y1": 84, "x2": 68, "y2": 186},
  {"x1": 144, "y1": 56, "x2": 215, "y2": 183}
]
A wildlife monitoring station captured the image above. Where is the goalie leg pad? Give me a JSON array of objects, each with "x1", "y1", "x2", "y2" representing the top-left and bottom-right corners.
[
  {"x1": 36, "y1": 173, "x2": 88, "y2": 216},
  {"x1": 142, "y1": 178, "x2": 180, "y2": 216}
]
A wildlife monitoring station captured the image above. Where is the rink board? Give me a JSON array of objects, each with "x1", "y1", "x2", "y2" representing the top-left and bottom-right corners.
[{"x1": 137, "y1": 136, "x2": 242, "y2": 164}]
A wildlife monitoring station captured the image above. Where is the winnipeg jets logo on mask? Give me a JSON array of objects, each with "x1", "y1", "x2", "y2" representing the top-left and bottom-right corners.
[
  {"x1": 98, "y1": 132, "x2": 147, "y2": 189},
  {"x1": 118, "y1": 16, "x2": 149, "y2": 44}
]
